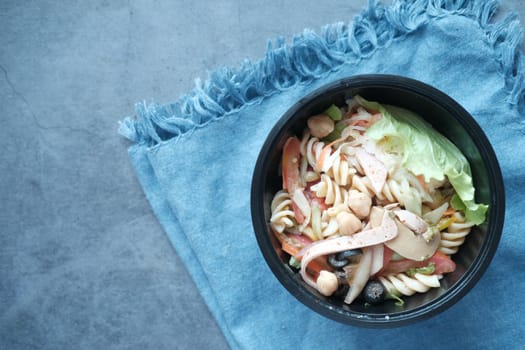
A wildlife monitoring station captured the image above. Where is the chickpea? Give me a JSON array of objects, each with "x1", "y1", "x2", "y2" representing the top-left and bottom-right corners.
[
  {"x1": 307, "y1": 114, "x2": 334, "y2": 138},
  {"x1": 348, "y1": 189, "x2": 372, "y2": 219},
  {"x1": 336, "y1": 211, "x2": 361, "y2": 236},
  {"x1": 316, "y1": 270, "x2": 339, "y2": 296}
]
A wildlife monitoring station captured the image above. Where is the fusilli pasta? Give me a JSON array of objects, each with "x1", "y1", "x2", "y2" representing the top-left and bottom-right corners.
[
  {"x1": 302, "y1": 135, "x2": 357, "y2": 186},
  {"x1": 270, "y1": 190, "x2": 295, "y2": 233},
  {"x1": 439, "y1": 212, "x2": 475, "y2": 255},
  {"x1": 310, "y1": 174, "x2": 349, "y2": 207},
  {"x1": 378, "y1": 272, "x2": 441, "y2": 296}
]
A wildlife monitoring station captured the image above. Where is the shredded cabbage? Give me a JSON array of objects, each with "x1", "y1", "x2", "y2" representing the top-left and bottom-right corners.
[{"x1": 356, "y1": 96, "x2": 488, "y2": 225}]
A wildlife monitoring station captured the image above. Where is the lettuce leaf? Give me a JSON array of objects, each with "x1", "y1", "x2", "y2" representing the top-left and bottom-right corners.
[{"x1": 355, "y1": 95, "x2": 488, "y2": 224}]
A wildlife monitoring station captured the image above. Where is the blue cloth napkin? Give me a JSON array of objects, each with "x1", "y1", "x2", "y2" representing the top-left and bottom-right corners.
[{"x1": 120, "y1": 1, "x2": 524, "y2": 349}]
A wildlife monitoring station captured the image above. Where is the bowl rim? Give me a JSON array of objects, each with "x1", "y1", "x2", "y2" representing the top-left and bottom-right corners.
[{"x1": 250, "y1": 74, "x2": 505, "y2": 327}]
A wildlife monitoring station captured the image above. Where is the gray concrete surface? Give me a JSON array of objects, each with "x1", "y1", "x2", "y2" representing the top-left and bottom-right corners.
[{"x1": 1, "y1": 1, "x2": 523, "y2": 349}]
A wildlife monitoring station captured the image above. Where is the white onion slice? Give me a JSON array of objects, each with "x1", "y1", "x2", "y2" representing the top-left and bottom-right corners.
[
  {"x1": 344, "y1": 247, "x2": 373, "y2": 304},
  {"x1": 292, "y1": 188, "x2": 311, "y2": 227},
  {"x1": 423, "y1": 202, "x2": 449, "y2": 225},
  {"x1": 369, "y1": 244, "x2": 384, "y2": 276}
]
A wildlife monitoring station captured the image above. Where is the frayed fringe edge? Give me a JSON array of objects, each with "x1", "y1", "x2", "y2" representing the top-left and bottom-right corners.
[{"x1": 119, "y1": 0, "x2": 525, "y2": 146}]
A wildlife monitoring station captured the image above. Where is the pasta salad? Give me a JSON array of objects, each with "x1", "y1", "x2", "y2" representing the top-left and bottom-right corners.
[{"x1": 270, "y1": 95, "x2": 488, "y2": 305}]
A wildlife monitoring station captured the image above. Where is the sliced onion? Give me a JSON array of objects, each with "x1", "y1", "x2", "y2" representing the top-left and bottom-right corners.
[
  {"x1": 423, "y1": 202, "x2": 449, "y2": 225},
  {"x1": 321, "y1": 148, "x2": 341, "y2": 173},
  {"x1": 292, "y1": 188, "x2": 311, "y2": 227},
  {"x1": 369, "y1": 244, "x2": 384, "y2": 276},
  {"x1": 344, "y1": 247, "x2": 372, "y2": 304},
  {"x1": 401, "y1": 191, "x2": 422, "y2": 217},
  {"x1": 311, "y1": 204, "x2": 322, "y2": 240}
]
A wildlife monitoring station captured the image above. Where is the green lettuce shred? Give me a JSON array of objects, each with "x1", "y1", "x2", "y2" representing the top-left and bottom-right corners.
[
  {"x1": 289, "y1": 256, "x2": 301, "y2": 269},
  {"x1": 406, "y1": 262, "x2": 436, "y2": 277},
  {"x1": 324, "y1": 104, "x2": 342, "y2": 121}
]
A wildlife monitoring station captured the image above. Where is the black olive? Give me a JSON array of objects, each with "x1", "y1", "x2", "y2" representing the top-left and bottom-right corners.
[
  {"x1": 328, "y1": 254, "x2": 349, "y2": 268},
  {"x1": 332, "y1": 283, "x2": 349, "y2": 298},
  {"x1": 337, "y1": 249, "x2": 362, "y2": 264},
  {"x1": 327, "y1": 249, "x2": 362, "y2": 269},
  {"x1": 328, "y1": 271, "x2": 349, "y2": 298},
  {"x1": 362, "y1": 280, "x2": 386, "y2": 304}
]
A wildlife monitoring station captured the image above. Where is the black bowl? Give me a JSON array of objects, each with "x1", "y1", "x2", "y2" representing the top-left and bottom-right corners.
[{"x1": 250, "y1": 74, "x2": 505, "y2": 327}]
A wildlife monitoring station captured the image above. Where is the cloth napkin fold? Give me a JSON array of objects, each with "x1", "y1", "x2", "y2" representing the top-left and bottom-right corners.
[{"x1": 120, "y1": 1, "x2": 524, "y2": 349}]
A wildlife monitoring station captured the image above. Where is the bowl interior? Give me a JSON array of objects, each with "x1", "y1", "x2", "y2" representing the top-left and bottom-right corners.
[{"x1": 251, "y1": 75, "x2": 504, "y2": 327}]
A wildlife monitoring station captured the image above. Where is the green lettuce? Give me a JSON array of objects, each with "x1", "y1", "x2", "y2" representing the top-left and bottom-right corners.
[{"x1": 355, "y1": 95, "x2": 488, "y2": 225}]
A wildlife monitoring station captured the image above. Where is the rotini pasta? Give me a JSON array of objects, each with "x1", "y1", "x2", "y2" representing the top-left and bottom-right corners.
[
  {"x1": 439, "y1": 212, "x2": 475, "y2": 255},
  {"x1": 270, "y1": 190, "x2": 295, "y2": 233},
  {"x1": 302, "y1": 135, "x2": 357, "y2": 186},
  {"x1": 319, "y1": 216, "x2": 340, "y2": 238},
  {"x1": 378, "y1": 273, "x2": 442, "y2": 297},
  {"x1": 310, "y1": 174, "x2": 349, "y2": 207}
]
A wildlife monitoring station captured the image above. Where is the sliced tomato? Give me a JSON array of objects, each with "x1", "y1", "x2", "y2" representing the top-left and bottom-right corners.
[
  {"x1": 290, "y1": 233, "x2": 313, "y2": 247},
  {"x1": 304, "y1": 187, "x2": 330, "y2": 211},
  {"x1": 306, "y1": 255, "x2": 332, "y2": 280},
  {"x1": 275, "y1": 231, "x2": 329, "y2": 278},
  {"x1": 275, "y1": 231, "x2": 313, "y2": 257},
  {"x1": 372, "y1": 242, "x2": 394, "y2": 277},
  {"x1": 281, "y1": 239, "x2": 302, "y2": 258},
  {"x1": 282, "y1": 136, "x2": 301, "y2": 193},
  {"x1": 290, "y1": 199, "x2": 305, "y2": 224},
  {"x1": 379, "y1": 250, "x2": 456, "y2": 276},
  {"x1": 382, "y1": 245, "x2": 394, "y2": 268},
  {"x1": 428, "y1": 251, "x2": 456, "y2": 274},
  {"x1": 380, "y1": 258, "x2": 424, "y2": 275},
  {"x1": 315, "y1": 145, "x2": 332, "y2": 171},
  {"x1": 351, "y1": 119, "x2": 370, "y2": 128}
]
